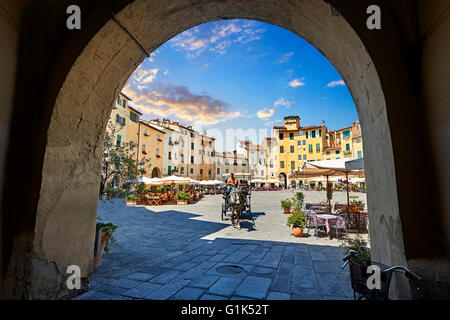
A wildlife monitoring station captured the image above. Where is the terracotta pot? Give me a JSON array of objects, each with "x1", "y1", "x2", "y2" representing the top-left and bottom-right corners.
[
  {"x1": 292, "y1": 227, "x2": 303, "y2": 237},
  {"x1": 283, "y1": 207, "x2": 291, "y2": 214},
  {"x1": 93, "y1": 232, "x2": 109, "y2": 269}
]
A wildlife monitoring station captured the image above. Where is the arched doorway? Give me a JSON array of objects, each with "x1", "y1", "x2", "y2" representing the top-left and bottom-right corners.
[
  {"x1": 151, "y1": 167, "x2": 160, "y2": 178},
  {"x1": 278, "y1": 173, "x2": 287, "y2": 190},
  {"x1": 3, "y1": 0, "x2": 437, "y2": 299}
]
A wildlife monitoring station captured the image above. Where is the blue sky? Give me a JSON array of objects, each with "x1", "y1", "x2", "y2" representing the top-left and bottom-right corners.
[{"x1": 123, "y1": 19, "x2": 358, "y2": 151}]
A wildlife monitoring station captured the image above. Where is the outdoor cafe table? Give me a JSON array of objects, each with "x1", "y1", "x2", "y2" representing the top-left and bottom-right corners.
[{"x1": 311, "y1": 214, "x2": 346, "y2": 238}]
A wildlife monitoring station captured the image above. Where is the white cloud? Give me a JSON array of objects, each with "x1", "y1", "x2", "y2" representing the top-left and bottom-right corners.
[
  {"x1": 276, "y1": 52, "x2": 293, "y2": 64},
  {"x1": 130, "y1": 67, "x2": 159, "y2": 84},
  {"x1": 256, "y1": 107, "x2": 275, "y2": 119},
  {"x1": 274, "y1": 97, "x2": 293, "y2": 108},
  {"x1": 123, "y1": 83, "x2": 242, "y2": 125},
  {"x1": 326, "y1": 80, "x2": 346, "y2": 87},
  {"x1": 169, "y1": 20, "x2": 265, "y2": 58},
  {"x1": 288, "y1": 78, "x2": 306, "y2": 88}
]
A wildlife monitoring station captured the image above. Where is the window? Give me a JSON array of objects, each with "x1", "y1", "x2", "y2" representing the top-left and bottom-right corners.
[
  {"x1": 122, "y1": 100, "x2": 126, "y2": 107},
  {"x1": 191, "y1": 142, "x2": 194, "y2": 150},
  {"x1": 280, "y1": 146, "x2": 284, "y2": 153},
  {"x1": 190, "y1": 168, "x2": 194, "y2": 175},
  {"x1": 311, "y1": 131, "x2": 316, "y2": 138},
  {"x1": 316, "y1": 143, "x2": 320, "y2": 152},
  {"x1": 290, "y1": 146, "x2": 294, "y2": 153},
  {"x1": 142, "y1": 144, "x2": 146, "y2": 152},
  {"x1": 181, "y1": 154, "x2": 184, "y2": 163},
  {"x1": 280, "y1": 161, "x2": 285, "y2": 169},
  {"x1": 117, "y1": 96, "x2": 121, "y2": 105},
  {"x1": 226, "y1": 168, "x2": 229, "y2": 173},
  {"x1": 261, "y1": 170, "x2": 264, "y2": 176},
  {"x1": 200, "y1": 169, "x2": 203, "y2": 176},
  {"x1": 168, "y1": 152, "x2": 172, "y2": 160},
  {"x1": 130, "y1": 141, "x2": 135, "y2": 151},
  {"x1": 291, "y1": 161, "x2": 295, "y2": 170},
  {"x1": 303, "y1": 140, "x2": 306, "y2": 146},
  {"x1": 346, "y1": 143, "x2": 350, "y2": 151},
  {"x1": 130, "y1": 111, "x2": 139, "y2": 123},
  {"x1": 270, "y1": 159, "x2": 274, "y2": 168},
  {"x1": 303, "y1": 155, "x2": 307, "y2": 160},
  {"x1": 326, "y1": 151, "x2": 330, "y2": 155},
  {"x1": 143, "y1": 128, "x2": 147, "y2": 135},
  {"x1": 181, "y1": 140, "x2": 185, "y2": 147},
  {"x1": 318, "y1": 129, "x2": 322, "y2": 137},
  {"x1": 217, "y1": 168, "x2": 220, "y2": 174},
  {"x1": 168, "y1": 166, "x2": 172, "y2": 173},
  {"x1": 116, "y1": 135, "x2": 121, "y2": 147},
  {"x1": 208, "y1": 170, "x2": 211, "y2": 178},
  {"x1": 297, "y1": 140, "x2": 301, "y2": 147},
  {"x1": 298, "y1": 155, "x2": 302, "y2": 161},
  {"x1": 279, "y1": 133, "x2": 284, "y2": 140},
  {"x1": 356, "y1": 138, "x2": 361, "y2": 143},
  {"x1": 299, "y1": 130, "x2": 303, "y2": 136},
  {"x1": 269, "y1": 146, "x2": 273, "y2": 153},
  {"x1": 190, "y1": 156, "x2": 194, "y2": 164},
  {"x1": 156, "y1": 148, "x2": 159, "y2": 156},
  {"x1": 343, "y1": 130, "x2": 350, "y2": 137},
  {"x1": 308, "y1": 144, "x2": 313, "y2": 152},
  {"x1": 336, "y1": 150, "x2": 340, "y2": 154},
  {"x1": 289, "y1": 132, "x2": 294, "y2": 140},
  {"x1": 180, "y1": 167, "x2": 184, "y2": 174},
  {"x1": 357, "y1": 150, "x2": 362, "y2": 158}
]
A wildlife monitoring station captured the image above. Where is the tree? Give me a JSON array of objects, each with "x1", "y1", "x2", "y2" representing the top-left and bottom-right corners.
[{"x1": 99, "y1": 122, "x2": 148, "y2": 198}]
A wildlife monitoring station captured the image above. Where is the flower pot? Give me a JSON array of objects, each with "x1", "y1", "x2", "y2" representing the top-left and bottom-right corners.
[
  {"x1": 292, "y1": 227, "x2": 303, "y2": 237},
  {"x1": 283, "y1": 207, "x2": 291, "y2": 214},
  {"x1": 177, "y1": 200, "x2": 188, "y2": 205},
  {"x1": 93, "y1": 231, "x2": 109, "y2": 269}
]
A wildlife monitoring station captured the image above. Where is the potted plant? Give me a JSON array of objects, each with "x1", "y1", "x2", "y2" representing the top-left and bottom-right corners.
[
  {"x1": 351, "y1": 199, "x2": 365, "y2": 210},
  {"x1": 291, "y1": 192, "x2": 305, "y2": 213},
  {"x1": 340, "y1": 235, "x2": 371, "y2": 264},
  {"x1": 281, "y1": 199, "x2": 293, "y2": 214},
  {"x1": 126, "y1": 193, "x2": 137, "y2": 205},
  {"x1": 286, "y1": 213, "x2": 307, "y2": 237},
  {"x1": 93, "y1": 222, "x2": 118, "y2": 268},
  {"x1": 176, "y1": 191, "x2": 189, "y2": 204}
]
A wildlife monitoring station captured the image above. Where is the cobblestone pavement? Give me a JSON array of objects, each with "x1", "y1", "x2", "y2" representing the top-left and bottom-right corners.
[{"x1": 74, "y1": 190, "x2": 368, "y2": 300}]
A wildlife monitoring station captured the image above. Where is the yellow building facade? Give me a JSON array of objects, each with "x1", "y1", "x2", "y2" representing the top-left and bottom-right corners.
[{"x1": 269, "y1": 116, "x2": 364, "y2": 186}]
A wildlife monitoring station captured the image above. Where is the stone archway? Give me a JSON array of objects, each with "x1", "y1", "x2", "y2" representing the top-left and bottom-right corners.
[
  {"x1": 151, "y1": 167, "x2": 160, "y2": 178},
  {"x1": 279, "y1": 173, "x2": 287, "y2": 190},
  {"x1": 2, "y1": 0, "x2": 422, "y2": 299}
]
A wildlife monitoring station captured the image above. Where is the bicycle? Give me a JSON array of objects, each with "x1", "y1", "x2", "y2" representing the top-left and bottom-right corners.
[{"x1": 341, "y1": 250, "x2": 423, "y2": 300}]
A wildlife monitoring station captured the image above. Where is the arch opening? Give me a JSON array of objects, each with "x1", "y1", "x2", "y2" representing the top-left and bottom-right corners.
[{"x1": 2, "y1": 0, "x2": 413, "y2": 299}]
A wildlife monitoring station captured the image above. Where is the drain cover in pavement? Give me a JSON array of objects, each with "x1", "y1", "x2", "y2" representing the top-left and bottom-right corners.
[{"x1": 216, "y1": 265, "x2": 245, "y2": 275}]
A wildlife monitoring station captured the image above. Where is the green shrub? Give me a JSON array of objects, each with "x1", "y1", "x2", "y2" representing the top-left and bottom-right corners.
[
  {"x1": 126, "y1": 194, "x2": 137, "y2": 201},
  {"x1": 291, "y1": 192, "x2": 305, "y2": 212},
  {"x1": 286, "y1": 213, "x2": 307, "y2": 228},
  {"x1": 176, "y1": 191, "x2": 189, "y2": 200},
  {"x1": 97, "y1": 222, "x2": 118, "y2": 253},
  {"x1": 280, "y1": 199, "x2": 293, "y2": 209},
  {"x1": 340, "y1": 235, "x2": 371, "y2": 264}
]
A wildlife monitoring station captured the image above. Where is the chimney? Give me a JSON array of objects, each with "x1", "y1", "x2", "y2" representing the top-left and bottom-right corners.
[{"x1": 322, "y1": 120, "x2": 325, "y2": 126}]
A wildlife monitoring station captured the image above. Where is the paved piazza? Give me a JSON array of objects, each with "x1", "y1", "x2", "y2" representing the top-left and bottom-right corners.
[{"x1": 75, "y1": 190, "x2": 368, "y2": 300}]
